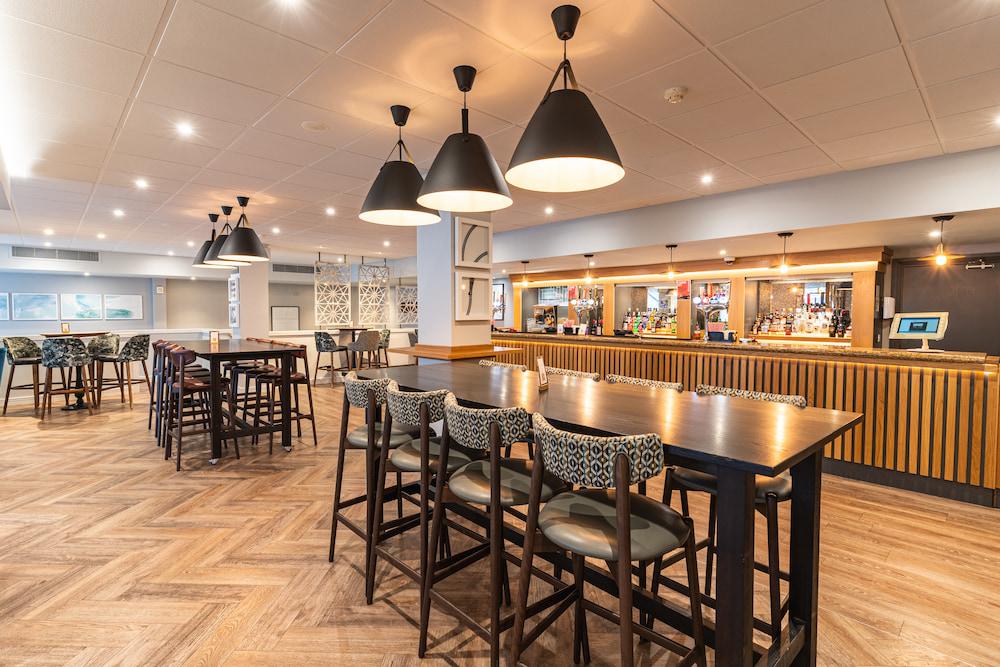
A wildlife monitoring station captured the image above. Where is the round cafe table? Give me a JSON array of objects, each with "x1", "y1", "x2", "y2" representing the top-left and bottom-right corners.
[{"x1": 39, "y1": 331, "x2": 108, "y2": 411}]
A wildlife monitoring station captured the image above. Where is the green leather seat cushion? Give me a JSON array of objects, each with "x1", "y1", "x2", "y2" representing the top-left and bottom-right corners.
[
  {"x1": 671, "y1": 467, "x2": 792, "y2": 502},
  {"x1": 447, "y1": 458, "x2": 561, "y2": 507},
  {"x1": 389, "y1": 437, "x2": 473, "y2": 473},
  {"x1": 345, "y1": 423, "x2": 422, "y2": 449}
]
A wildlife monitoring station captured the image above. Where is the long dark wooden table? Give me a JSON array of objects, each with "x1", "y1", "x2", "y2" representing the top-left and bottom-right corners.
[
  {"x1": 361, "y1": 361, "x2": 862, "y2": 666},
  {"x1": 185, "y1": 339, "x2": 298, "y2": 464}
]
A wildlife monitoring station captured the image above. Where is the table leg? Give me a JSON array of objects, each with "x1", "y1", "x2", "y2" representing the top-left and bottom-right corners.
[
  {"x1": 209, "y1": 358, "x2": 223, "y2": 464},
  {"x1": 714, "y1": 466, "x2": 755, "y2": 666},
  {"x1": 789, "y1": 451, "x2": 823, "y2": 666},
  {"x1": 62, "y1": 366, "x2": 88, "y2": 411},
  {"x1": 280, "y1": 352, "x2": 292, "y2": 452}
]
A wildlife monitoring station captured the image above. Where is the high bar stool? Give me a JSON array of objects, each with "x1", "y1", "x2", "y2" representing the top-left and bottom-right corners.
[
  {"x1": 478, "y1": 359, "x2": 527, "y2": 371},
  {"x1": 658, "y1": 383, "x2": 807, "y2": 642},
  {"x1": 94, "y1": 334, "x2": 150, "y2": 407},
  {"x1": 87, "y1": 334, "x2": 120, "y2": 404},
  {"x1": 2, "y1": 337, "x2": 42, "y2": 415},
  {"x1": 605, "y1": 374, "x2": 683, "y2": 391},
  {"x1": 163, "y1": 347, "x2": 233, "y2": 470},
  {"x1": 545, "y1": 365, "x2": 599, "y2": 380},
  {"x1": 39, "y1": 338, "x2": 98, "y2": 418},
  {"x1": 253, "y1": 340, "x2": 319, "y2": 451},
  {"x1": 513, "y1": 414, "x2": 705, "y2": 667},
  {"x1": 313, "y1": 331, "x2": 348, "y2": 386},
  {"x1": 376, "y1": 328, "x2": 391, "y2": 367},
  {"x1": 346, "y1": 330, "x2": 381, "y2": 371}
]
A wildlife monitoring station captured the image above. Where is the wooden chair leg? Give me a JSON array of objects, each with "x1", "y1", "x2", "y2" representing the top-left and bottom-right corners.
[
  {"x1": 40, "y1": 368, "x2": 52, "y2": 419},
  {"x1": 175, "y1": 389, "x2": 184, "y2": 471},
  {"x1": 328, "y1": 397, "x2": 350, "y2": 562},
  {"x1": 304, "y1": 381, "x2": 318, "y2": 447},
  {"x1": 32, "y1": 363, "x2": 40, "y2": 412},
  {"x1": 366, "y1": 426, "x2": 394, "y2": 604},
  {"x1": 705, "y1": 494, "x2": 718, "y2": 596},
  {"x1": 96, "y1": 361, "x2": 104, "y2": 407},
  {"x1": 111, "y1": 363, "x2": 124, "y2": 403},
  {"x1": 2, "y1": 362, "x2": 14, "y2": 415},
  {"x1": 59, "y1": 367, "x2": 69, "y2": 406},
  {"x1": 141, "y1": 360, "x2": 151, "y2": 393},
  {"x1": 419, "y1": 435, "x2": 452, "y2": 658},
  {"x1": 81, "y1": 366, "x2": 95, "y2": 415},
  {"x1": 313, "y1": 352, "x2": 320, "y2": 387},
  {"x1": 766, "y1": 494, "x2": 782, "y2": 641},
  {"x1": 572, "y1": 553, "x2": 591, "y2": 664},
  {"x1": 125, "y1": 362, "x2": 134, "y2": 408},
  {"x1": 329, "y1": 352, "x2": 336, "y2": 386}
]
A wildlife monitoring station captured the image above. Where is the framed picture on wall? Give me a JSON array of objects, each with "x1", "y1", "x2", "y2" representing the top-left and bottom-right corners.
[
  {"x1": 455, "y1": 271, "x2": 492, "y2": 321},
  {"x1": 454, "y1": 217, "x2": 492, "y2": 269},
  {"x1": 492, "y1": 282, "x2": 505, "y2": 320},
  {"x1": 0, "y1": 293, "x2": 8, "y2": 320},
  {"x1": 60, "y1": 293, "x2": 103, "y2": 320},
  {"x1": 229, "y1": 303, "x2": 239, "y2": 328},
  {"x1": 228, "y1": 273, "x2": 239, "y2": 303},
  {"x1": 104, "y1": 294, "x2": 143, "y2": 320},
  {"x1": 12, "y1": 293, "x2": 58, "y2": 320}
]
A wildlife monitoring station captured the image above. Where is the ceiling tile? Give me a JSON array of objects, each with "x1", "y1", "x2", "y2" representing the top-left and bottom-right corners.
[
  {"x1": 481, "y1": 125, "x2": 523, "y2": 166},
  {"x1": 935, "y1": 105, "x2": 1000, "y2": 143},
  {"x1": 657, "y1": 93, "x2": 783, "y2": 143},
  {"x1": 941, "y1": 131, "x2": 1000, "y2": 154},
  {"x1": 660, "y1": 164, "x2": 753, "y2": 190},
  {"x1": 887, "y1": 0, "x2": 1000, "y2": 41},
  {"x1": 105, "y1": 153, "x2": 201, "y2": 181},
  {"x1": 8, "y1": 71, "x2": 127, "y2": 126},
  {"x1": 521, "y1": 0, "x2": 701, "y2": 92},
  {"x1": 924, "y1": 67, "x2": 1000, "y2": 117},
  {"x1": 207, "y1": 150, "x2": 301, "y2": 181},
  {"x1": 15, "y1": 113, "x2": 116, "y2": 150},
  {"x1": 0, "y1": 15, "x2": 144, "y2": 96},
  {"x1": 470, "y1": 52, "x2": 554, "y2": 125},
  {"x1": 612, "y1": 123, "x2": 689, "y2": 165},
  {"x1": 407, "y1": 95, "x2": 511, "y2": 143},
  {"x1": 589, "y1": 95, "x2": 648, "y2": 135},
  {"x1": 630, "y1": 146, "x2": 725, "y2": 179},
  {"x1": 657, "y1": 0, "x2": 821, "y2": 44},
  {"x1": 821, "y1": 121, "x2": 938, "y2": 163},
  {"x1": 197, "y1": 0, "x2": 391, "y2": 52},
  {"x1": 763, "y1": 47, "x2": 915, "y2": 119},
  {"x1": 603, "y1": 50, "x2": 749, "y2": 123},
  {"x1": 115, "y1": 129, "x2": 221, "y2": 166},
  {"x1": 908, "y1": 13, "x2": 1000, "y2": 86},
  {"x1": 758, "y1": 163, "x2": 841, "y2": 184},
  {"x1": 27, "y1": 159, "x2": 102, "y2": 183},
  {"x1": 0, "y1": 0, "x2": 168, "y2": 52},
  {"x1": 282, "y1": 169, "x2": 370, "y2": 194},
  {"x1": 311, "y1": 151, "x2": 383, "y2": 179},
  {"x1": 563, "y1": 168, "x2": 688, "y2": 209},
  {"x1": 228, "y1": 128, "x2": 332, "y2": 166},
  {"x1": 156, "y1": 0, "x2": 326, "y2": 94},
  {"x1": 31, "y1": 140, "x2": 108, "y2": 168},
  {"x1": 189, "y1": 168, "x2": 276, "y2": 193},
  {"x1": 254, "y1": 99, "x2": 377, "y2": 149},
  {"x1": 797, "y1": 89, "x2": 929, "y2": 143},
  {"x1": 735, "y1": 145, "x2": 833, "y2": 178},
  {"x1": 337, "y1": 0, "x2": 511, "y2": 98},
  {"x1": 702, "y1": 123, "x2": 810, "y2": 162},
  {"x1": 124, "y1": 101, "x2": 245, "y2": 149},
  {"x1": 100, "y1": 170, "x2": 187, "y2": 195},
  {"x1": 838, "y1": 143, "x2": 942, "y2": 171},
  {"x1": 428, "y1": 0, "x2": 610, "y2": 50},
  {"x1": 344, "y1": 127, "x2": 441, "y2": 164},
  {"x1": 139, "y1": 60, "x2": 279, "y2": 125},
  {"x1": 717, "y1": 0, "x2": 898, "y2": 88}
]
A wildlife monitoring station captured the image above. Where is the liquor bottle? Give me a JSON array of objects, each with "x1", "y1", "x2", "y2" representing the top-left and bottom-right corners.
[{"x1": 828, "y1": 310, "x2": 838, "y2": 337}]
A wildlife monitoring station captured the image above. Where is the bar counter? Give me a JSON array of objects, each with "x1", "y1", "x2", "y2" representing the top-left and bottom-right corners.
[{"x1": 491, "y1": 332, "x2": 1000, "y2": 507}]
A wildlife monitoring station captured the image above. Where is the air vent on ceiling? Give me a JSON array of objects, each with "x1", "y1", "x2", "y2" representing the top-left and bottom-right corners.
[
  {"x1": 11, "y1": 246, "x2": 100, "y2": 262},
  {"x1": 271, "y1": 263, "x2": 316, "y2": 275}
]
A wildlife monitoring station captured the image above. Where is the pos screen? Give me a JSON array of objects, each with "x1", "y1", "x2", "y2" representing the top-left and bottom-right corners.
[{"x1": 896, "y1": 316, "x2": 940, "y2": 334}]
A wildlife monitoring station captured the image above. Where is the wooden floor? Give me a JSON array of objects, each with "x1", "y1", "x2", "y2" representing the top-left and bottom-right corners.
[{"x1": 0, "y1": 383, "x2": 998, "y2": 666}]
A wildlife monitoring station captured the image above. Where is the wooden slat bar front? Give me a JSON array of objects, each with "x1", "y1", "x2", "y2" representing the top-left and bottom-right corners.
[{"x1": 492, "y1": 333, "x2": 1000, "y2": 505}]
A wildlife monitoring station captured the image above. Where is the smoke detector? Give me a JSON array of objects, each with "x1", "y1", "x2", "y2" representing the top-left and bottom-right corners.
[{"x1": 663, "y1": 86, "x2": 688, "y2": 104}]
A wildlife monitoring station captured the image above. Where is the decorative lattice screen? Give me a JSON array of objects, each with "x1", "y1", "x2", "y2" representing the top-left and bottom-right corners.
[
  {"x1": 395, "y1": 285, "x2": 418, "y2": 327},
  {"x1": 314, "y1": 261, "x2": 351, "y2": 326},
  {"x1": 358, "y1": 263, "x2": 390, "y2": 326}
]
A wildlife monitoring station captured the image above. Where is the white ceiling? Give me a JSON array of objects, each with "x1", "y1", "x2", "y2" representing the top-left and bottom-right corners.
[{"x1": 2, "y1": 0, "x2": 1000, "y2": 262}]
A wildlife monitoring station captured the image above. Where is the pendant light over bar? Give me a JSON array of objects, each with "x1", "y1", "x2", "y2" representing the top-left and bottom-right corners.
[
  {"x1": 417, "y1": 65, "x2": 512, "y2": 213},
  {"x1": 931, "y1": 215, "x2": 956, "y2": 266},
  {"x1": 665, "y1": 243, "x2": 677, "y2": 279},
  {"x1": 219, "y1": 196, "x2": 271, "y2": 262},
  {"x1": 505, "y1": 5, "x2": 624, "y2": 193},
  {"x1": 193, "y1": 213, "x2": 235, "y2": 269},
  {"x1": 776, "y1": 232, "x2": 794, "y2": 274},
  {"x1": 360, "y1": 105, "x2": 441, "y2": 226},
  {"x1": 205, "y1": 206, "x2": 250, "y2": 266}
]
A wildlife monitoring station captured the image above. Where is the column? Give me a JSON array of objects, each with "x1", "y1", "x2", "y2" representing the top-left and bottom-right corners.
[{"x1": 235, "y1": 262, "x2": 270, "y2": 339}]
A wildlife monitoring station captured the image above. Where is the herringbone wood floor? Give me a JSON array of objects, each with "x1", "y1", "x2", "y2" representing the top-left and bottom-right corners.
[{"x1": 1, "y1": 382, "x2": 998, "y2": 666}]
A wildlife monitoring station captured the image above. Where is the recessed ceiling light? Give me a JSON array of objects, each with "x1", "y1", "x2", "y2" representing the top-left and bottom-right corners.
[
  {"x1": 337, "y1": 256, "x2": 344, "y2": 262},
  {"x1": 97, "y1": 232, "x2": 106, "y2": 239},
  {"x1": 113, "y1": 208, "x2": 124, "y2": 218},
  {"x1": 167, "y1": 250, "x2": 174, "y2": 256},
  {"x1": 929, "y1": 229, "x2": 941, "y2": 238},
  {"x1": 994, "y1": 114, "x2": 1000, "y2": 127},
  {"x1": 544, "y1": 206, "x2": 554, "y2": 215},
  {"x1": 278, "y1": 0, "x2": 301, "y2": 7},
  {"x1": 588, "y1": 259, "x2": 596, "y2": 267},
  {"x1": 186, "y1": 240, "x2": 195, "y2": 247},
  {"x1": 44, "y1": 241, "x2": 52, "y2": 247},
  {"x1": 84, "y1": 272, "x2": 91, "y2": 277},
  {"x1": 190, "y1": 276, "x2": 196, "y2": 281},
  {"x1": 135, "y1": 178, "x2": 148, "y2": 189},
  {"x1": 176, "y1": 122, "x2": 194, "y2": 137},
  {"x1": 43, "y1": 228, "x2": 53, "y2": 236},
  {"x1": 271, "y1": 227, "x2": 280, "y2": 234},
  {"x1": 325, "y1": 206, "x2": 335, "y2": 216},
  {"x1": 501, "y1": 268, "x2": 507, "y2": 273},
  {"x1": 701, "y1": 173, "x2": 714, "y2": 185},
  {"x1": 719, "y1": 249, "x2": 726, "y2": 255},
  {"x1": 300, "y1": 120, "x2": 329, "y2": 132},
  {"x1": 383, "y1": 240, "x2": 390, "y2": 247}
]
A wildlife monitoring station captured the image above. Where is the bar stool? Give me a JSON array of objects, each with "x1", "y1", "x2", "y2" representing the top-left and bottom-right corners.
[
  {"x1": 2, "y1": 337, "x2": 42, "y2": 415},
  {"x1": 512, "y1": 414, "x2": 705, "y2": 666},
  {"x1": 419, "y1": 394, "x2": 563, "y2": 666},
  {"x1": 163, "y1": 347, "x2": 232, "y2": 471},
  {"x1": 658, "y1": 383, "x2": 807, "y2": 642},
  {"x1": 377, "y1": 328, "x2": 391, "y2": 367},
  {"x1": 346, "y1": 330, "x2": 381, "y2": 370},
  {"x1": 605, "y1": 374, "x2": 683, "y2": 391},
  {"x1": 478, "y1": 359, "x2": 527, "y2": 371},
  {"x1": 94, "y1": 334, "x2": 150, "y2": 407},
  {"x1": 40, "y1": 338, "x2": 98, "y2": 418},
  {"x1": 314, "y1": 331, "x2": 347, "y2": 386},
  {"x1": 253, "y1": 341, "x2": 319, "y2": 450},
  {"x1": 545, "y1": 365, "x2": 599, "y2": 380},
  {"x1": 87, "y1": 334, "x2": 121, "y2": 403}
]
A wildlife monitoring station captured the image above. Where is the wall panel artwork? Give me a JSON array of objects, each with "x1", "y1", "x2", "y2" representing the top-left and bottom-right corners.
[
  {"x1": 12, "y1": 293, "x2": 58, "y2": 320},
  {"x1": 60, "y1": 293, "x2": 103, "y2": 320},
  {"x1": 396, "y1": 285, "x2": 418, "y2": 327},
  {"x1": 0, "y1": 293, "x2": 9, "y2": 321},
  {"x1": 359, "y1": 263, "x2": 390, "y2": 326},
  {"x1": 104, "y1": 294, "x2": 143, "y2": 320},
  {"x1": 314, "y1": 261, "x2": 352, "y2": 327},
  {"x1": 455, "y1": 271, "x2": 491, "y2": 321}
]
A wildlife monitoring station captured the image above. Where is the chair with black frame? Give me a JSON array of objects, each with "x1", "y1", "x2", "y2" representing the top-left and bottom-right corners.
[
  {"x1": 313, "y1": 331, "x2": 348, "y2": 386},
  {"x1": 346, "y1": 330, "x2": 381, "y2": 370},
  {"x1": 418, "y1": 394, "x2": 564, "y2": 666},
  {"x1": 39, "y1": 338, "x2": 98, "y2": 418},
  {"x1": 656, "y1": 383, "x2": 807, "y2": 643},
  {"x1": 93, "y1": 334, "x2": 151, "y2": 408},
  {"x1": 252, "y1": 339, "x2": 318, "y2": 450},
  {"x1": 163, "y1": 346, "x2": 235, "y2": 471},
  {"x1": 2, "y1": 337, "x2": 42, "y2": 415},
  {"x1": 150, "y1": 341, "x2": 211, "y2": 447},
  {"x1": 87, "y1": 333, "x2": 120, "y2": 405},
  {"x1": 512, "y1": 414, "x2": 706, "y2": 667},
  {"x1": 376, "y1": 328, "x2": 391, "y2": 367}
]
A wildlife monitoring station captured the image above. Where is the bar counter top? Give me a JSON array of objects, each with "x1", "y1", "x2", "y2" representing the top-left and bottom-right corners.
[{"x1": 492, "y1": 331, "x2": 995, "y2": 368}]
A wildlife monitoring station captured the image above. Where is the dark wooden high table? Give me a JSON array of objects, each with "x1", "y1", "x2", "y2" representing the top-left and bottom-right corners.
[
  {"x1": 361, "y1": 362, "x2": 862, "y2": 666},
  {"x1": 185, "y1": 339, "x2": 298, "y2": 464}
]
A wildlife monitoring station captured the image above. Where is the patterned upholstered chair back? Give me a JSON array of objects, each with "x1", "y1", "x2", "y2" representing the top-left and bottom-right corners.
[
  {"x1": 41, "y1": 338, "x2": 90, "y2": 368},
  {"x1": 532, "y1": 413, "x2": 664, "y2": 488},
  {"x1": 87, "y1": 333, "x2": 120, "y2": 356},
  {"x1": 479, "y1": 359, "x2": 527, "y2": 371},
  {"x1": 386, "y1": 380, "x2": 448, "y2": 427},
  {"x1": 118, "y1": 335, "x2": 150, "y2": 361},
  {"x1": 315, "y1": 331, "x2": 337, "y2": 352},
  {"x1": 349, "y1": 330, "x2": 381, "y2": 353},
  {"x1": 695, "y1": 384, "x2": 807, "y2": 408},
  {"x1": 606, "y1": 374, "x2": 682, "y2": 392},
  {"x1": 342, "y1": 370, "x2": 391, "y2": 408},
  {"x1": 2, "y1": 336, "x2": 41, "y2": 362},
  {"x1": 408, "y1": 331, "x2": 418, "y2": 346},
  {"x1": 443, "y1": 393, "x2": 532, "y2": 451},
  {"x1": 378, "y1": 329, "x2": 391, "y2": 349},
  {"x1": 545, "y1": 366, "x2": 599, "y2": 380}
]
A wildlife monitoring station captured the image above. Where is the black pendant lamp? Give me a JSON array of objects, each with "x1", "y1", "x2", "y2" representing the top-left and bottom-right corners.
[
  {"x1": 204, "y1": 205, "x2": 249, "y2": 266},
  {"x1": 218, "y1": 196, "x2": 270, "y2": 263},
  {"x1": 192, "y1": 213, "x2": 234, "y2": 269},
  {"x1": 505, "y1": 5, "x2": 624, "y2": 193},
  {"x1": 665, "y1": 244, "x2": 678, "y2": 279},
  {"x1": 417, "y1": 65, "x2": 512, "y2": 213},
  {"x1": 360, "y1": 105, "x2": 441, "y2": 226}
]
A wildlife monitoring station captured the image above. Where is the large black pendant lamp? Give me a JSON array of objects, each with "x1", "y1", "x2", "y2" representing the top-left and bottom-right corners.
[
  {"x1": 417, "y1": 65, "x2": 512, "y2": 213},
  {"x1": 192, "y1": 213, "x2": 235, "y2": 269},
  {"x1": 218, "y1": 196, "x2": 271, "y2": 263},
  {"x1": 505, "y1": 5, "x2": 624, "y2": 193},
  {"x1": 204, "y1": 205, "x2": 249, "y2": 266},
  {"x1": 360, "y1": 105, "x2": 441, "y2": 226}
]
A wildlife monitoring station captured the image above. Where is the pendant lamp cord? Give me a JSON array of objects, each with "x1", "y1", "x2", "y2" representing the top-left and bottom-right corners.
[
  {"x1": 541, "y1": 53, "x2": 578, "y2": 104},
  {"x1": 383, "y1": 128, "x2": 415, "y2": 165}
]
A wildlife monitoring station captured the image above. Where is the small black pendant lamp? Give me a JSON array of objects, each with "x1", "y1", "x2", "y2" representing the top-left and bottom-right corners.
[
  {"x1": 204, "y1": 205, "x2": 249, "y2": 266},
  {"x1": 360, "y1": 105, "x2": 441, "y2": 226},
  {"x1": 192, "y1": 213, "x2": 235, "y2": 269},
  {"x1": 417, "y1": 65, "x2": 512, "y2": 213},
  {"x1": 219, "y1": 196, "x2": 270, "y2": 263},
  {"x1": 505, "y1": 5, "x2": 624, "y2": 193}
]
